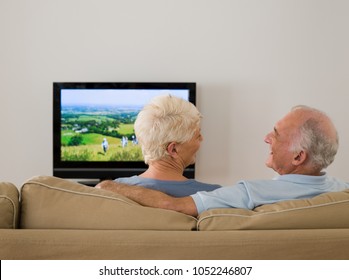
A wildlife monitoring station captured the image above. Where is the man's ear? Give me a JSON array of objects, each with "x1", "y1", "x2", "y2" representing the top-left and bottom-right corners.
[
  {"x1": 166, "y1": 142, "x2": 178, "y2": 157},
  {"x1": 292, "y1": 150, "x2": 307, "y2": 166}
]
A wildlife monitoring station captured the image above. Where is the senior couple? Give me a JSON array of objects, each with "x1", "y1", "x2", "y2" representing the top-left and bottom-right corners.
[{"x1": 96, "y1": 95, "x2": 349, "y2": 217}]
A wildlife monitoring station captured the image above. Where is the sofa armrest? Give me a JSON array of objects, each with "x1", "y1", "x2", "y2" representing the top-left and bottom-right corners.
[{"x1": 0, "y1": 182, "x2": 19, "y2": 229}]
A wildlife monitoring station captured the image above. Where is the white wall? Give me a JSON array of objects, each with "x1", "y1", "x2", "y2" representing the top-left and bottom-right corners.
[{"x1": 1, "y1": 0, "x2": 349, "y2": 187}]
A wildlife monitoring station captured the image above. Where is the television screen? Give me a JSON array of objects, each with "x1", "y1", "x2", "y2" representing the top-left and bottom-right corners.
[{"x1": 53, "y1": 82, "x2": 196, "y2": 183}]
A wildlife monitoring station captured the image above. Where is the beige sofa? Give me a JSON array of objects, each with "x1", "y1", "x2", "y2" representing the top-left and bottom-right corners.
[{"x1": 1, "y1": 175, "x2": 349, "y2": 260}]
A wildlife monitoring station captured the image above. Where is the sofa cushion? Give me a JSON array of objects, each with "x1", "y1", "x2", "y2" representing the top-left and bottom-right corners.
[
  {"x1": 197, "y1": 188, "x2": 349, "y2": 230},
  {"x1": 0, "y1": 182, "x2": 19, "y2": 229},
  {"x1": 20, "y1": 176, "x2": 197, "y2": 230}
]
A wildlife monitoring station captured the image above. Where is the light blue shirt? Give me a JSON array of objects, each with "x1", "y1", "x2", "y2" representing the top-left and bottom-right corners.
[
  {"x1": 191, "y1": 173, "x2": 349, "y2": 214},
  {"x1": 115, "y1": 175, "x2": 221, "y2": 197}
]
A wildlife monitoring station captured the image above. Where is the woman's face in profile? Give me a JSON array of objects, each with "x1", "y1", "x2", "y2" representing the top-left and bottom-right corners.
[{"x1": 176, "y1": 129, "x2": 203, "y2": 167}]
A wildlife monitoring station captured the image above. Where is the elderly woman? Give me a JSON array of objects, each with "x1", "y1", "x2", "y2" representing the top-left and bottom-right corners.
[{"x1": 103, "y1": 94, "x2": 221, "y2": 197}]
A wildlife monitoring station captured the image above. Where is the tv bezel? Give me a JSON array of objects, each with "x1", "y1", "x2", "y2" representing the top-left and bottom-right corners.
[{"x1": 53, "y1": 82, "x2": 196, "y2": 182}]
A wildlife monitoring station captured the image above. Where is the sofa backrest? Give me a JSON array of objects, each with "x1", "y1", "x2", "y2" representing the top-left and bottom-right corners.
[
  {"x1": 20, "y1": 176, "x2": 197, "y2": 230},
  {"x1": 0, "y1": 182, "x2": 19, "y2": 229},
  {"x1": 197, "y1": 188, "x2": 349, "y2": 230},
  {"x1": 16, "y1": 175, "x2": 349, "y2": 231}
]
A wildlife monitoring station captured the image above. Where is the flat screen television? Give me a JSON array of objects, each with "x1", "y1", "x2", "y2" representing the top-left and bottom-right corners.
[{"x1": 53, "y1": 82, "x2": 196, "y2": 184}]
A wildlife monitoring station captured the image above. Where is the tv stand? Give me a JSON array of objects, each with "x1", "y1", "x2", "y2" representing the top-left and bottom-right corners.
[
  {"x1": 77, "y1": 178, "x2": 114, "y2": 187},
  {"x1": 77, "y1": 180, "x2": 101, "y2": 187}
]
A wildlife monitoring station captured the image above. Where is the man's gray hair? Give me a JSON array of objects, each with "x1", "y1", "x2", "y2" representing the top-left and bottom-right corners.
[{"x1": 290, "y1": 105, "x2": 339, "y2": 171}]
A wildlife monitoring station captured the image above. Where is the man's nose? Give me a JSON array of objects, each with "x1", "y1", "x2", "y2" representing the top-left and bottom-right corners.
[{"x1": 264, "y1": 133, "x2": 271, "y2": 144}]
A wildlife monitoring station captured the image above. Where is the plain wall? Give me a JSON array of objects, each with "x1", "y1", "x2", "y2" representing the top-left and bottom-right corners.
[{"x1": 1, "y1": 0, "x2": 349, "y2": 187}]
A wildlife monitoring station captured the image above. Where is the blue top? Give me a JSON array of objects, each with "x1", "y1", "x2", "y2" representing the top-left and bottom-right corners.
[
  {"x1": 191, "y1": 173, "x2": 349, "y2": 214},
  {"x1": 114, "y1": 176, "x2": 221, "y2": 197}
]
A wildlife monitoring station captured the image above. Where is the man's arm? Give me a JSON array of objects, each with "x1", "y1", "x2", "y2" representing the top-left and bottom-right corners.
[{"x1": 95, "y1": 180, "x2": 198, "y2": 217}]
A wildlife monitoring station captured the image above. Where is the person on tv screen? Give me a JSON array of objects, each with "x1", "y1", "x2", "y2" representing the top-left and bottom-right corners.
[
  {"x1": 96, "y1": 105, "x2": 349, "y2": 216},
  {"x1": 99, "y1": 94, "x2": 221, "y2": 197},
  {"x1": 101, "y1": 138, "x2": 109, "y2": 153}
]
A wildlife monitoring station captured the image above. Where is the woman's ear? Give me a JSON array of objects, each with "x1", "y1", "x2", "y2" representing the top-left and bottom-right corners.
[
  {"x1": 166, "y1": 142, "x2": 178, "y2": 157},
  {"x1": 292, "y1": 150, "x2": 307, "y2": 166}
]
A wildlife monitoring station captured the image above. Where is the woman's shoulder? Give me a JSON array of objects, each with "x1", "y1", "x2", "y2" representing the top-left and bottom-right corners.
[{"x1": 188, "y1": 179, "x2": 222, "y2": 190}]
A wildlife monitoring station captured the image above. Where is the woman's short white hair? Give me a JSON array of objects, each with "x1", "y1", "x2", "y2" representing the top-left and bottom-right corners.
[{"x1": 134, "y1": 94, "x2": 201, "y2": 164}]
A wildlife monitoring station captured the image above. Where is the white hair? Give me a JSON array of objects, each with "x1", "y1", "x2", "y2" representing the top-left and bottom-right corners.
[{"x1": 134, "y1": 95, "x2": 201, "y2": 164}]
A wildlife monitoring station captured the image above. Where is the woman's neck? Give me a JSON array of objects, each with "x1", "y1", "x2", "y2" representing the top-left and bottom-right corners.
[{"x1": 140, "y1": 161, "x2": 187, "y2": 181}]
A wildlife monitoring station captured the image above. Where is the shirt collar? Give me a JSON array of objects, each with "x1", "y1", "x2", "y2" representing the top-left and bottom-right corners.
[{"x1": 273, "y1": 172, "x2": 327, "y2": 185}]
